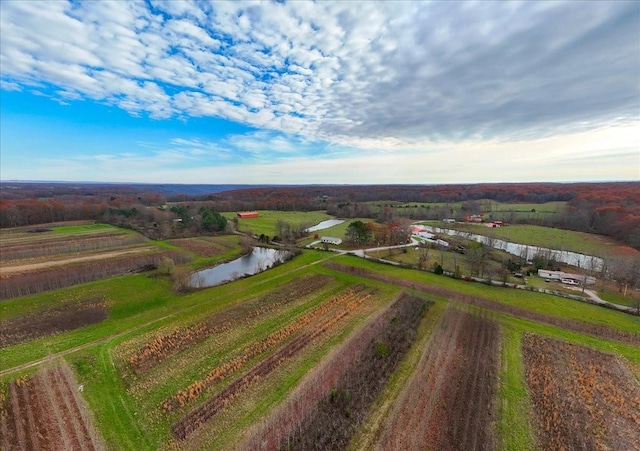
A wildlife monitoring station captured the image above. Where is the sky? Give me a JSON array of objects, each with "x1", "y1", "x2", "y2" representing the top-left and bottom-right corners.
[{"x1": 1, "y1": 0, "x2": 639, "y2": 185}]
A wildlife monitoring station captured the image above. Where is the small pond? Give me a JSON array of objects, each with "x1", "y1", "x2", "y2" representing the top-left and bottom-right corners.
[
  {"x1": 305, "y1": 219, "x2": 345, "y2": 232},
  {"x1": 189, "y1": 247, "x2": 293, "y2": 289}
]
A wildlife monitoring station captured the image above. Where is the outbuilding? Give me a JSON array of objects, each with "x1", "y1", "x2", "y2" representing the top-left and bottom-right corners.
[
  {"x1": 237, "y1": 211, "x2": 259, "y2": 219},
  {"x1": 321, "y1": 236, "x2": 342, "y2": 245},
  {"x1": 538, "y1": 269, "x2": 595, "y2": 285}
]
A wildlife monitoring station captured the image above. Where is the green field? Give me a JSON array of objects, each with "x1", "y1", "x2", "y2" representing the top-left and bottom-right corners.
[
  {"x1": 426, "y1": 222, "x2": 626, "y2": 257},
  {"x1": 1, "y1": 222, "x2": 639, "y2": 450},
  {"x1": 222, "y1": 210, "x2": 333, "y2": 237},
  {"x1": 52, "y1": 223, "x2": 120, "y2": 234}
]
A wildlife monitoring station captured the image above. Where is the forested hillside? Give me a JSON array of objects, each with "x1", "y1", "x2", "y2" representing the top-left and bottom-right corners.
[{"x1": 1, "y1": 182, "x2": 639, "y2": 249}]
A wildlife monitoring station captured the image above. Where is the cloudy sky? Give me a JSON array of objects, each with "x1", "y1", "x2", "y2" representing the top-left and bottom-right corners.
[{"x1": 1, "y1": 0, "x2": 638, "y2": 184}]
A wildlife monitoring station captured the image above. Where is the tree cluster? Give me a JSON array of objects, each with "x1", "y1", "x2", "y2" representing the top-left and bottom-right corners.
[
  {"x1": 2, "y1": 182, "x2": 639, "y2": 250},
  {"x1": 345, "y1": 219, "x2": 412, "y2": 246}
]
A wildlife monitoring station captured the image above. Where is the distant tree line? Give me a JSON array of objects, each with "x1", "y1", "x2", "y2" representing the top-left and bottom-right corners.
[{"x1": 2, "y1": 182, "x2": 639, "y2": 249}]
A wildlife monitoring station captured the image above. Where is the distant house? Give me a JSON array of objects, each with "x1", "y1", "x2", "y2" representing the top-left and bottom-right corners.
[
  {"x1": 465, "y1": 214, "x2": 483, "y2": 223},
  {"x1": 484, "y1": 222, "x2": 501, "y2": 228},
  {"x1": 538, "y1": 269, "x2": 595, "y2": 285},
  {"x1": 237, "y1": 211, "x2": 259, "y2": 219},
  {"x1": 321, "y1": 236, "x2": 342, "y2": 245},
  {"x1": 443, "y1": 218, "x2": 456, "y2": 224}
]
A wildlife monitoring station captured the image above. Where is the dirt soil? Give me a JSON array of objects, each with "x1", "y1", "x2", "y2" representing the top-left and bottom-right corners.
[
  {"x1": 0, "y1": 362, "x2": 106, "y2": 451},
  {"x1": 0, "y1": 246, "x2": 156, "y2": 276},
  {"x1": 376, "y1": 307, "x2": 500, "y2": 450},
  {"x1": 0, "y1": 298, "x2": 108, "y2": 348},
  {"x1": 524, "y1": 334, "x2": 640, "y2": 450}
]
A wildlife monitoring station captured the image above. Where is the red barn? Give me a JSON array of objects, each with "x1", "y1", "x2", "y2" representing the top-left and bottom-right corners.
[{"x1": 237, "y1": 211, "x2": 259, "y2": 219}]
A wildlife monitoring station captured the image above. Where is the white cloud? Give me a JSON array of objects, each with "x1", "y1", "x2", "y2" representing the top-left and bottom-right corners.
[{"x1": 0, "y1": 0, "x2": 638, "y2": 164}]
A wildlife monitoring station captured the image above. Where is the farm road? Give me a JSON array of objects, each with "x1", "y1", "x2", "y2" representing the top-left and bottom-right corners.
[
  {"x1": 0, "y1": 314, "x2": 170, "y2": 378},
  {"x1": 0, "y1": 246, "x2": 157, "y2": 276}
]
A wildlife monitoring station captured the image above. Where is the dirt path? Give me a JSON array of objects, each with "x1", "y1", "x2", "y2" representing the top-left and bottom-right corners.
[
  {"x1": 0, "y1": 251, "x2": 340, "y2": 378},
  {"x1": 0, "y1": 246, "x2": 157, "y2": 276},
  {"x1": 0, "y1": 306, "x2": 179, "y2": 378}
]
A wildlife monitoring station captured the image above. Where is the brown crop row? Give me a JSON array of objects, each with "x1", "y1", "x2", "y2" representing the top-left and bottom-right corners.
[
  {"x1": 0, "y1": 297, "x2": 108, "y2": 348},
  {"x1": 0, "y1": 363, "x2": 105, "y2": 451},
  {"x1": 169, "y1": 288, "x2": 376, "y2": 440},
  {"x1": 325, "y1": 262, "x2": 640, "y2": 345},
  {"x1": 1, "y1": 233, "x2": 146, "y2": 262},
  {"x1": 377, "y1": 307, "x2": 500, "y2": 450},
  {"x1": 524, "y1": 334, "x2": 640, "y2": 450},
  {"x1": 0, "y1": 250, "x2": 191, "y2": 300},
  {"x1": 163, "y1": 285, "x2": 367, "y2": 414},
  {"x1": 126, "y1": 274, "x2": 334, "y2": 372},
  {"x1": 241, "y1": 293, "x2": 431, "y2": 450}
]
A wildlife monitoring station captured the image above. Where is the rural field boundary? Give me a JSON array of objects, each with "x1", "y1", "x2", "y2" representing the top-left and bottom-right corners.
[{"x1": 324, "y1": 262, "x2": 640, "y2": 346}]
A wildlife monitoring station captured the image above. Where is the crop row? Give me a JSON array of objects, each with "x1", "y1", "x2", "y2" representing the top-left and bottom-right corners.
[
  {"x1": 377, "y1": 307, "x2": 500, "y2": 450},
  {"x1": 169, "y1": 287, "x2": 375, "y2": 440},
  {"x1": 241, "y1": 293, "x2": 430, "y2": 450},
  {"x1": 163, "y1": 285, "x2": 367, "y2": 414},
  {"x1": 0, "y1": 363, "x2": 105, "y2": 451},
  {"x1": 125, "y1": 274, "x2": 334, "y2": 372},
  {"x1": 1, "y1": 233, "x2": 146, "y2": 262},
  {"x1": 524, "y1": 334, "x2": 640, "y2": 450},
  {"x1": 0, "y1": 250, "x2": 191, "y2": 300},
  {"x1": 325, "y1": 262, "x2": 640, "y2": 345},
  {"x1": 0, "y1": 297, "x2": 108, "y2": 348}
]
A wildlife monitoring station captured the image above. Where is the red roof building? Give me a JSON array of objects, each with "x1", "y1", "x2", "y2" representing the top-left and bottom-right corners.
[{"x1": 237, "y1": 211, "x2": 259, "y2": 219}]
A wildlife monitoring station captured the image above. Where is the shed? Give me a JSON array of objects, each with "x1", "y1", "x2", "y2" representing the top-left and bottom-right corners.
[
  {"x1": 321, "y1": 236, "x2": 342, "y2": 245},
  {"x1": 237, "y1": 211, "x2": 259, "y2": 219}
]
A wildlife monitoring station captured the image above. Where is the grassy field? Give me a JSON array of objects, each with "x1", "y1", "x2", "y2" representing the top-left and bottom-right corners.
[
  {"x1": 52, "y1": 223, "x2": 122, "y2": 234},
  {"x1": 431, "y1": 222, "x2": 628, "y2": 257},
  {"x1": 222, "y1": 210, "x2": 333, "y2": 237},
  {"x1": 367, "y1": 245, "x2": 519, "y2": 282},
  {"x1": 1, "y1": 222, "x2": 638, "y2": 450},
  {"x1": 299, "y1": 217, "x2": 371, "y2": 247}
]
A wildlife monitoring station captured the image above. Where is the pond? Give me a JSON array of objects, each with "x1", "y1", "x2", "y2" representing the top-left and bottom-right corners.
[
  {"x1": 305, "y1": 219, "x2": 345, "y2": 232},
  {"x1": 189, "y1": 247, "x2": 294, "y2": 289},
  {"x1": 424, "y1": 226, "x2": 603, "y2": 271}
]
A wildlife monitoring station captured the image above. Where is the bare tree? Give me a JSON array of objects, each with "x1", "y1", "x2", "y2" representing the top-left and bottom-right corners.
[{"x1": 418, "y1": 244, "x2": 430, "y2": 270}]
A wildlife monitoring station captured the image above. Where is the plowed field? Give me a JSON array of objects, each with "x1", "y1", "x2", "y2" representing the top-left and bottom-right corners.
[
  {"x1": 524, "y1": 334, "x2": 640, "y2": 450},
  {"x1": 0, "y1": 363, "x2": 105, "y2": 450},
  {"x1": 376, "y1": 307, "x2": 500, "y2": 450},
  {"x1": 0, "y1": 297, "x2": 108, "y2": 348}
]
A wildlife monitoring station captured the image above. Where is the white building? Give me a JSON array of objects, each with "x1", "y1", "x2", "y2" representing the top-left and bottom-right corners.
[
  {"x1": 321, "y1": 236, "x2": 342, "y2": 245},
  {"x1": 538, "y1": 269, "x2": 595, "y2": 285}
]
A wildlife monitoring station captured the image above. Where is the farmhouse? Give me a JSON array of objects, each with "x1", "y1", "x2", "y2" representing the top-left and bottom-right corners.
[
  {"x1": 538, "y1": 269, "x2": 596, "y2": 285},
  {"x1": 321, "y1": 236, "x2": 342, "y2": 245},
  {"x1": 237, "y1": 211, "x2": 259, "y2": 219}
]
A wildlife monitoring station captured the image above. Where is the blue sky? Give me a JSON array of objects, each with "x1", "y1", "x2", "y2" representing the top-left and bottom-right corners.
[{"x1": 1, "y1": 0, "x2": 638, "y2": 184}]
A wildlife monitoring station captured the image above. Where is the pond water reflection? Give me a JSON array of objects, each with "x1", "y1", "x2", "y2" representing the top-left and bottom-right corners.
[
  {"x1": 305, "y1": 219, "x2": 345, "y2": 232},
  {"x1": 189, "y1": 247, "x2": 293, "y2": 288},
  {"x1": 424, "y1": 226, "x2": 603, "y2": 271}
]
